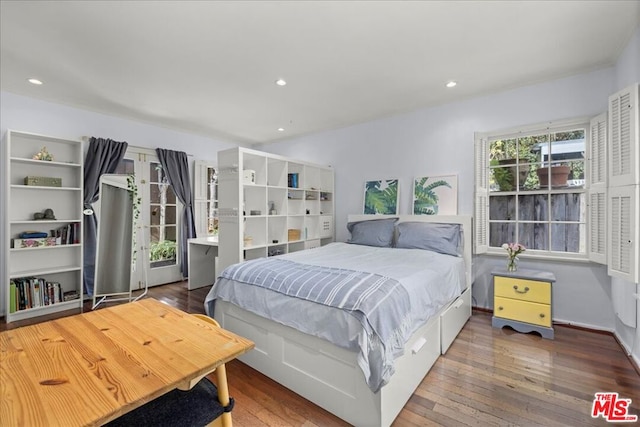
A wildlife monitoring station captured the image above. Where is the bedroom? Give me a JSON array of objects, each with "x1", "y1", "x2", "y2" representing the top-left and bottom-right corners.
[{"x1": 1, "y1": 1, "x2": 639, "y2": 426}]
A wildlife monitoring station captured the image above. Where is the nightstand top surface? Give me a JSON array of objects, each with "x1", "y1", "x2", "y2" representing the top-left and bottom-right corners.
[{"x1": 491, "y1": 268, "x2": 556, "y2": 282}]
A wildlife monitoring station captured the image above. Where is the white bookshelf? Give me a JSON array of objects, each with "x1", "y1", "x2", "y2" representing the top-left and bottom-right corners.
[
  {"x1": 2, "y1": 130, "x2": 84, "y2": 322},
  {"x1": 217, "y1": 147, "x2": 334, "y2": 272}
]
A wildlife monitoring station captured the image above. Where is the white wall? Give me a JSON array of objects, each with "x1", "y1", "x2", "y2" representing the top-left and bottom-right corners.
[
  {"x1": 258, "y1": 67, "x2": 618, "y2": 332},
  {"x1": 0, "y1": 91, "x2": 240, "y2": 160}
]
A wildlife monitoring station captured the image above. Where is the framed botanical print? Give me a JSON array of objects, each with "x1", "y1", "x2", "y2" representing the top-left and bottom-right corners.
[
  {"x1": 363, "y1": 179, "x2": 399, "y2": 214},
  {"x1": 413, "y1": 175, "x2": 457, "y2": 215}
]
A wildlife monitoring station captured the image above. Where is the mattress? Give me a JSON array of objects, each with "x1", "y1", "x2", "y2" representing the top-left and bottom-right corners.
[{"x1": 205, "y1": 242, "x2": 465, "y2": 391}]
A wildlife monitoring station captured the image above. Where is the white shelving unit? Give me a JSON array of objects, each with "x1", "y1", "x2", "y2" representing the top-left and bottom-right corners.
[
  {"x1": 1, "y1": 130, "x2": 84, "y2": 322},
  {"x1": 217, "y1": 147, "x2": 334, "y2": 272}
]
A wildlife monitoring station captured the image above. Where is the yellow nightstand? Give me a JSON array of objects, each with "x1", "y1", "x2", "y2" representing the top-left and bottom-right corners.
[{"x1": 491, "y1": 268, "x2": 556, "y2": 339}]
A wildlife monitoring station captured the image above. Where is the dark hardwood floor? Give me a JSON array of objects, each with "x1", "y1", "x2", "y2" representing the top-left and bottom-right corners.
[{"x1": 2, "y1": 281, "x2": 639, "y2": 426}]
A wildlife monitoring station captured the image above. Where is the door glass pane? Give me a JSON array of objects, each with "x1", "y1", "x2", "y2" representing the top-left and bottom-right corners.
[
  {"x1": 149, "y1": 225, "x2": 177, "y2": 267},
  {"x1": 149, "y1": 161, "x2": 178, "y2": 269},
  {"x1": 150, "y1": 182, "x2": 177, "y2": 204},
  {"x1": 114, "y1": 158, "x2": 135, "y2": 175},
  {"x1": 150, "y1": 205, "x2": 176, "y2": 226}
]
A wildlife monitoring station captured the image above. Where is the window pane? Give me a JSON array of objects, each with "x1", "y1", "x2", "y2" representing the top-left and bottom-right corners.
[
  {"x1": 550, "y1": 129, "x2": 585, "y2": 162},
  {"x1": 490, "y1": 138, "x2": 517, "y2": 161},
  {"x1": 551, "y1": 193, "x2": 584, "y2": 222},
  {"x1": 150, "y1": 205, "x2": 176, "y2": 226},
  {"x1": 490, "y1": 222, "x2": 515, "y2": 247},
  {"x1": 518, "y1": 194, "x2": 548, "y2": 221},
  {"x1": 550, "y1": 223, "x2": 584, "y2": 253},
  {"x1": 518, "y1": 223, "x2": 549, "y2": 250},
  {"x1": 490, "y1": 195, "x2": 515, "y2": 220}
]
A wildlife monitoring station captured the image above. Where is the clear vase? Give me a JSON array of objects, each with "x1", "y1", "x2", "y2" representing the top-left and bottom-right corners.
[{"x1": 507, "y1": 258, "x2": 517, "y2": 272}]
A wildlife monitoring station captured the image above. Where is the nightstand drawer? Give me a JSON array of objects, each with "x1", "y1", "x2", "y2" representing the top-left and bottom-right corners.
[
  {"x1": 494, "y1": 276, "x2": 551, "y2": 304},
  {"x1": 494, "y1": 296, "x2": 551, "y2": 327}
]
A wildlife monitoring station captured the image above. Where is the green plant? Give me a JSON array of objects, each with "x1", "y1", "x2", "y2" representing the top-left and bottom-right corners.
[
  {"x1": 491, "y1": 159, "x2": 515, "y2": 191},
  {"x1": 413, "y1": 177, "x2": 451, "y2": 215},
  {"x1": 149, "y1": 240, "x2": 177, "y2": 261},
  {"x1": 126, "y1": 175, "x2": 141, "y2": 266}
]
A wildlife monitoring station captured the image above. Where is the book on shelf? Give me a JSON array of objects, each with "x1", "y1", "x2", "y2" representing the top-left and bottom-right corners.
[
  {"x1": 11, "y1": 277, "x2": 68, "y2": 311},
  {"x1": 9, "y1": 280, "x2": 17, "y2": 313}
]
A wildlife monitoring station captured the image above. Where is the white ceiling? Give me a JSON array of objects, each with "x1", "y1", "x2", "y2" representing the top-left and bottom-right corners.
[{"x1": 1, "y1": 1, "x2": 638, "y2": 145}]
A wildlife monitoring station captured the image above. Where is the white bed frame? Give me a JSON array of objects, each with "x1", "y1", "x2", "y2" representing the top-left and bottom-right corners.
[{"x1": 214, "y1": 215, "x2": 472, "y2": 427}]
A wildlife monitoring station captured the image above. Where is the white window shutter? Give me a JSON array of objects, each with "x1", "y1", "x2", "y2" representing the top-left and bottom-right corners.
[
  {"x1": 588, "y1": 190, "x2": 607, "y2": 264},
  {"x1": 608, "y1": 83, "x2": 639, "y2": 187},
  {"x1": 587, "y1": 113, "x2": 607, "y2": 264},
  {"x1": 474, "y1": 135, "x2": 489, "y2": 254},
  {"x1": 608, "y1": 186, "x2": 638, "y2": 283}
]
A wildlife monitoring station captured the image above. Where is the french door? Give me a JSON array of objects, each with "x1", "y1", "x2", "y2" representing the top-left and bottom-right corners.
[{"x1": 114, "y1": 147, "x2": 183, "y2": 288}]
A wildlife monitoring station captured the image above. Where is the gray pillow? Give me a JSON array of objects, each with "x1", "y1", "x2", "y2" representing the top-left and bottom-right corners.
[
  {"x1": 396, "y1": 222, "x2": 462, "y2": 256},
  {"x1": 347, "y1": 218, "x2": 398, "y2": 248}
]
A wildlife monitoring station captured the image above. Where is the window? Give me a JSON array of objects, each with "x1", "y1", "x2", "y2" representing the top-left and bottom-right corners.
[{"x1": 475, "y1": 118, "x2": 592, "y2": 259}]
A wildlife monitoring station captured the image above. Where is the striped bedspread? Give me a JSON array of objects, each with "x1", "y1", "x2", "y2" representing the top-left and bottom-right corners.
[{"x1": 220, "y1": 256, "x2": 413, "y2": 367}]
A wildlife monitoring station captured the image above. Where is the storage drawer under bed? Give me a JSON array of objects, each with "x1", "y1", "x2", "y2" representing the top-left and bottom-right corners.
[{"x1": 440, "y1": 287, "x2": 472, "y2": 354}]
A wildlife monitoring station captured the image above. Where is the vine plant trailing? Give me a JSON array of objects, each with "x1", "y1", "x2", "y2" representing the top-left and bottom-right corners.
[{"x1": 126, "y1": 175, "x2": 141, "y2": 267}]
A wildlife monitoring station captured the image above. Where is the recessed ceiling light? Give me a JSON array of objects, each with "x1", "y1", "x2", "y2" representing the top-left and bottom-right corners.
[
  {"x1": 277, "y1": 128, "x2": 285, "y2": 132},
  {"x1": 446, "y1": 81, "x2": 457, "y2": 88},
  {"x1": 28, "y1": 78, "x2": 43, "y2": 85},
  {"x1": 275, "y1": 79, "x2": 287, "y2": 86}
]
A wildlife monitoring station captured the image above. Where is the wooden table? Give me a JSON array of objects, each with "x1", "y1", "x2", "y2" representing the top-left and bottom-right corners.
[{"x1": 0, "y1": 298, "x2": 254, "y2": 426}]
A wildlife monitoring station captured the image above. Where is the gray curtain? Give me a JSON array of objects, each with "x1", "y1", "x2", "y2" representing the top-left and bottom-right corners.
[
  {"x1": 83, "y1": 137, "x2": 128, "y2": 295},
  {"x1": 156, "y1": 148, "x2": 196, "y2": 277}
]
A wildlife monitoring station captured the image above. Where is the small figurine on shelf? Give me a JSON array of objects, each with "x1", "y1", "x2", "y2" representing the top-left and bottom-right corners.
[
  {"x1": 33, "y1": 208, "x2": 56, "y2": 220},
  {"x1": 33, "y1": 146, "x2": 53, "y2": 161}
]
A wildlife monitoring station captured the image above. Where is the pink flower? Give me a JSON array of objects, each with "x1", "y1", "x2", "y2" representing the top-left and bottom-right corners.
[{"x1": 502, "y1": 242, "x2": 526, "y2": 260}]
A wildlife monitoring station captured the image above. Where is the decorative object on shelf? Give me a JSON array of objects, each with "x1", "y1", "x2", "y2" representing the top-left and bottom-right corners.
[
  {"x1": 537, "y1": 165, "x2": 570, "y2": 188},
  {"x1": 287, "y1": 173, "x2": 299, "y2": 188},
  {"x1": 19, "y1": 231, "x2": 49, "y2": 239},
  {"x1": 243, "y1": 169, "x2": 256, "y2": 184},
  {"x1": 288, "y1": 229, "x2": 301, "y2": 241},
  {"x1": 33, "y1": 208, "x2": 56, "y2": 220},
  {"x1": 13, "y1": 237, "x2": 57, "y2": 248},
  {"x1": 32, "y1": 146, "x2": 53, "y2": 161},
  {"x1": 250, "y1": 210, "x2": 261, "y2": 216},
  {"x1": 502, "y1": 242, "x2": 526, "y2": 272},
  {"x1": 363, "y1": 179, "x2": 399, "y2": 214},
  {"x1": 413, "y1": 175, "x2": 457, "y2": 215},
  {"x1": 269, "y1": 201, "x2": 277, "y2": 215},
  {"x1": 24, "y1": 176, "x2": 62, "y2": 187}
]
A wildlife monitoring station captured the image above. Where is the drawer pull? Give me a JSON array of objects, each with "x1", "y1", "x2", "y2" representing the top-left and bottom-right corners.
[
  {"x1": 498, "y1": 306, "x2": 504, "y2": 311},
  {"x1": 539, "y1": 313, "x2": 545, "y2": 318},
  {"x1": 411, "y1": 337, "x2": 427, "y2": 354},
  {"x1": 513, "y1": 285, "x2": 530, "y2": 294}
]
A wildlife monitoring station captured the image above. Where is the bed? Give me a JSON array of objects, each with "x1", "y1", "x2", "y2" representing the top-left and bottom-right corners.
[{"x1": 205, "y1": 214, "x2": 472, "y2": 427}]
